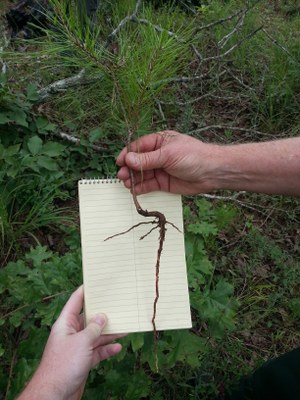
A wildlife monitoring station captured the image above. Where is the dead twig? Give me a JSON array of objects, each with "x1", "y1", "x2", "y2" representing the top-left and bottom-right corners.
[
  {"x1": 105, "y1": 0, "x2": 142, "y2": 48},
  {"x1": 218, "y1": 12, "x2": 246, "y2": 49},
  {"x1": 202, "y1": 26, "x2": 263, "y2": 63},
  {"x1": 195, "y1": 8, "x2": 244, "y2": 33}
]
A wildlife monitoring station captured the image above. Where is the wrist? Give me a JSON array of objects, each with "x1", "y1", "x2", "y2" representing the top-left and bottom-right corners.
[
  {"x1": 203, "y1": 143, "x2": 251, "y2": 192},
  {"x1": 18, "y1": 366, "x2": 68, "y2": 400}
]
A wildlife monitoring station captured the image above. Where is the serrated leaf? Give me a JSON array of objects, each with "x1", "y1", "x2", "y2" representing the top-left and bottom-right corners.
[
  {"x1": 41, "y1": 142, "x2": 65, "y2": 157},
  {"x1": 28, "y1": 136, "x2": 43, "y2": 155},
  {"x1": 25, "y1": 246, "x2": 53, "y2": 267},
  {"x1": 9, "y1": 311, "x2": 23, "y2": 328},
  {"x1": 187, "y1": 221, "x2": 218, "y2": 237}
]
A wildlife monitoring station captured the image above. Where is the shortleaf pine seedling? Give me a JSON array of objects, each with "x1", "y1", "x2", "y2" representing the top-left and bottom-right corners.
[{"x1": 38, "y1": 0, "x2": 194, "y2": 369}]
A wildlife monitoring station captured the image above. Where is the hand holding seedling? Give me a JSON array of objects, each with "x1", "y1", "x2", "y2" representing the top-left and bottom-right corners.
[{"x1": 117, "y1": 131, "x2": 300, "y2": 197}]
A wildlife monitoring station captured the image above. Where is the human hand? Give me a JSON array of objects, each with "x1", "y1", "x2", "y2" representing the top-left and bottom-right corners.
[
  {"x1": 117, "y1": 130, "x2": 221, "y2": 195},
  {"x1": 18, "y1": 286, "x2": 124, "y2": 400}
]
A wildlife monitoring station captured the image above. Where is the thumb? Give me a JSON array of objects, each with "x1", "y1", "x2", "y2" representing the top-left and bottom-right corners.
[
  {"x1": 125, "y1": 150, "x2": 164, "y2": 171},
  {"x1": 83, "y1": 314, "x2": 107, "y2": 346}
]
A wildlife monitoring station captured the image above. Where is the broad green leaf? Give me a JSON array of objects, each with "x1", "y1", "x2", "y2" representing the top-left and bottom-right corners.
[
  {"x1": 35, "y1": 117, "x2": 57, "y2": 133},
  {"x1": 42, "y1": 142, "x2": 66, "y2": 157},
  {"x1": 0, "y1": 112, "x2": 10, "y2": 124},
  {"x1": 36, "y1": 155, "x2": 58, "y2": 171},
  {"x1": 5, "y1": 144, "x2": 21, "y2": 157},
  {"x1": 28, "y1": 136, "x2": 43, "y2": 155},
  {"x1": 89, "y1": 128, "x2": 104, "y2": 143},
  {"x1": 130, "y1": 332, "x2": 144, "y2": 352},
  {"x1": 26, "y1": 83, "x2": 39, "y2": 102},
  {"x1": 9, "y1": 109, "x2": 28, "y2": 127}
]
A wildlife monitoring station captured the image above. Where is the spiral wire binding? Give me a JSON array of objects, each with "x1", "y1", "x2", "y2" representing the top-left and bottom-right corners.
[{"x1": 79, "y1": 177, "x2": 121, "y2": 185}]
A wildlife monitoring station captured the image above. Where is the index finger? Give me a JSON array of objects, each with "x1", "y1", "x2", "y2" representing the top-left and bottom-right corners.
[{"x1": 116, "y1": 133, "x2": 164, "y2": 166}]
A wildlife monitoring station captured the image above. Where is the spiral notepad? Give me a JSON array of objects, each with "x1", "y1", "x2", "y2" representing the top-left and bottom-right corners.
[{"x1": 78, "y1": 179, "x2": 192, "y2": 334}]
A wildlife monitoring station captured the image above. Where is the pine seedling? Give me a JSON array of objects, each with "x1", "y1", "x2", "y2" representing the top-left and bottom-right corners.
[{"x1": 26, "y1": 0, "x2": 193, "y2": 370}]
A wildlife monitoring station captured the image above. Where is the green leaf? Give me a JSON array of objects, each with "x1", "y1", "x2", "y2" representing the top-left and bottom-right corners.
[
  {"x1": 42, "y1": 142, "x2": 66, "y2": 157},
  {"x1": 89, "y1": 128, "x2": 104, "y2": 143},
  {"x1": 36, "y1": 155, "x2": 58, "y2": 171},
  {"x1": 28, "y1": 136, "x2": 43, "y2": 155},
  {"x1": 26, "y1": 83, "x2": 39, "y2": 102},
  {"x1": 35, "y1": 117, "x2": 57, "y2": 133},
  {"x1": 25, "y1": 246, "x2": 53, "y2": 267},
  {"x1": 187, "y1": 221, "x2": 218, "y2": 237},
  {"x1": 10, "y1": 109, "x2": 28, "y2": 127},
  {"x1": 9, "y1": 311, "x2": 24, "y2": 328},
  {"x1": 0, "y1": 112, "x2": 10, "y2": 124},
  {"x1": 0, "y1": 344, "x2": 4, "y2": 358},
  {"x1": 130, "y1": 333, "x2": 144, "y2": 352},
  {"x1": 5, "y1": 144, "x2": 21, "y2": 157}
]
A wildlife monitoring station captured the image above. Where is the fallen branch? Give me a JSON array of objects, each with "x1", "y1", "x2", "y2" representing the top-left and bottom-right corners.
[
  {"x1": 37, "y1": 69, "x2": 85, "y2": 101},
  {"x1": 54, "y1": 131, "x2": 109, "y2": 152},
  {"x1": 195, "y1": 8, "x2": 244, "y2": 33},
  {"x1": 105, "y1": 0, "x2": 142, "y2": 47},
  {"x1": 154, "y1": 69, "x2": 226, "y2": 87},
  {"x1": 262, "y1": 28, "x2": 300, "y2": 66},
  {"x1": 0, "y1": 25, "x2": 10, "y2": 74},
  {"x1": 202, "y1": 26, "x2": 263, "y2": 63},
  {"x1": 218, "y1": 12, "x2": 246, "y2": 49}
]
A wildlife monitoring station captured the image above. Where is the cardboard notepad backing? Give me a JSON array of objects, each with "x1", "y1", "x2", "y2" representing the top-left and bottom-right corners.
[{"x1": 78, "y1": 179, "x2": 192, "y2": 334}]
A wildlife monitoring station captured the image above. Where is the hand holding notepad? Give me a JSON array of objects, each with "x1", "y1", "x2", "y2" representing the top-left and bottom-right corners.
[{"x1": 78, "y1": 179, "x2": 191, "y2": 334}]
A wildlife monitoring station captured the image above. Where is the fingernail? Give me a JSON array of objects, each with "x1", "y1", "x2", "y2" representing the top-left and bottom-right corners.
[
  {"x1": 94, "y1": 313, "x2": 107, "y2": 327},
  {"x1": 127, "y1": 153, "x2": 138, "y2": 167}
]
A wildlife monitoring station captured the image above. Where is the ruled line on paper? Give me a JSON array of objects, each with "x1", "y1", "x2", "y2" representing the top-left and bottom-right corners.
[{"x1": 79, "y1": 180, "x2": 192, "y2": 334}]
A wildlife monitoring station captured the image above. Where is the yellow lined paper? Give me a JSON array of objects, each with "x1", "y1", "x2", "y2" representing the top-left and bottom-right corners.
[{"x1": 78, "y1": 180, "x2": 192, "y2": 334}]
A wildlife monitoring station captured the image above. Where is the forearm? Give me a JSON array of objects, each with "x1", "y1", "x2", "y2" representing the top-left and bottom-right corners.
[
  {"x1": 17, "y1": 367, "x2": 67, "y2": 400},
  {"x1": 209, "y1": 137, "x2": 300, "y2": 196}
]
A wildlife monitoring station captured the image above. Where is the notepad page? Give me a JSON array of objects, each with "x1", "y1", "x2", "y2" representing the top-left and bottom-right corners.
[{"x1": 78, "y1": 180, "x2": 192, "y2": 334}]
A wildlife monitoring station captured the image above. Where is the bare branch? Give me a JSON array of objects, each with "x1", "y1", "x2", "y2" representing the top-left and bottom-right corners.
[
  {"x1": 105, "y1": 0, "x2": 142, "y2": 48},
  {"x1": 224, "y1": 66, "x2": 255, "y2": 91},
  {"x1": 191, "y1": 44, "x2": 203, "y2": 61},
  {"x1": 132, "y1": 16, "x2": 183, "y2": 42},
  {"x1": 195, "y1": 8, "x2": 244, "y2": 33},
  {"x1": 202, "y1": 26, "x2": 263, "y2": 63},
  {"x1": 37, "y1": 69, "x2": 102, "y2": 102},
  {"x1": 159, "y1": 90, "x2": 246, "y2": 106},
  {"x1": 54, "y1": 131, "x2": 109, "y2": 152},
  {"x1": 218, "y1": 12, "x2": 246, "y2": 49},
  {"x1": 262, "y1": 28, "x2": 300, "y2": 66},
  {"x1": 198, "y1": 192, "x2": 267, "y2": 214},
  {"x1": 154, "y1": 69, "x2": 226, "y2": 86},
  {"x1": 0, "y1": 27, "x2": 10, "y2": 74}
]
